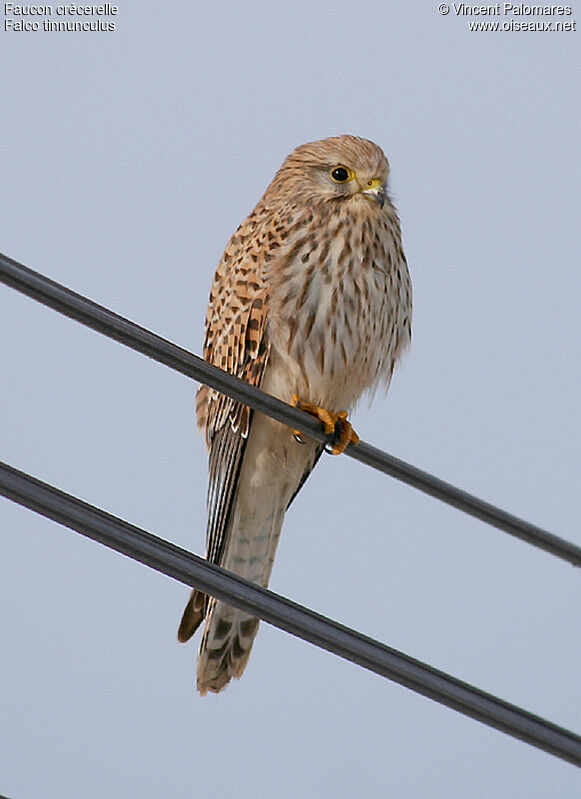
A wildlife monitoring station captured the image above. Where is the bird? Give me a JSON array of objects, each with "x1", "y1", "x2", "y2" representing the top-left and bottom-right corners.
[{"x1": 178, "y1": 135, "x2": 412, "y2": 695}]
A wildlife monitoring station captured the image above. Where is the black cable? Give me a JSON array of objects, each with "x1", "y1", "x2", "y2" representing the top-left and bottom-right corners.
[
  {"x1": 1, "y1": 251, "x2": 580, "y2": 567},
  {"x1": 1, "y1": 461, "x2": 579, "y2": 767}
]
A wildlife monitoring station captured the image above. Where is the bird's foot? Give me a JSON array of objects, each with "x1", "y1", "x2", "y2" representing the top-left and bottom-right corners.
[{"x1": 291, "y1": 394, "x2": 360, "y2": 455}]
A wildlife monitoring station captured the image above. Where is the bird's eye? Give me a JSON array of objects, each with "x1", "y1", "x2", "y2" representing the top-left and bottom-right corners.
[{"x1": 331, "y1": 166, "x2": 351, "y2": 183}]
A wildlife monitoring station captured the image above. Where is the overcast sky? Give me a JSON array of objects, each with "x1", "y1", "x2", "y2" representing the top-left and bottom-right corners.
[{"x1": 1, "y1": 2, "x2": 579, "y2": 797}]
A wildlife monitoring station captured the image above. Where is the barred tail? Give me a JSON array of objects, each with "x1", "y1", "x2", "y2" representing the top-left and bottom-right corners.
[
  {"x1": 195, "y1": 602, "x2": 261, "y2": 695},
  {"x1": 195, "y1": 506, "x2": 284, "y2": 695}
]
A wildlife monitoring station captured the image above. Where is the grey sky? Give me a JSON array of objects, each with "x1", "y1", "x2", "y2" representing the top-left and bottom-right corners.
[{"x1": 1, "y1": 2, "x2": 579, "y2": 797}]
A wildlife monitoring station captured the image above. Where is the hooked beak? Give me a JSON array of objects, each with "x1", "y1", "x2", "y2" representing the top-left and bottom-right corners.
[{"x1": 361, "y1": 178, "x2": 387, "y2": 208}]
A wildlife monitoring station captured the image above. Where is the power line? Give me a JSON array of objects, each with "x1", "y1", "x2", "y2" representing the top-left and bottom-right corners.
[
  {"x1": 1, "y1": 461, "x2": 579, "y2": 767},
  {"x1": 1, "y1": 252, "x2": 579, "y2": 567}
]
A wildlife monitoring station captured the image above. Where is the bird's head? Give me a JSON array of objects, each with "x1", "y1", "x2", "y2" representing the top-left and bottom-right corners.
[{"x1": 266, "y1": 135, "x2": 390, "y2": 209}]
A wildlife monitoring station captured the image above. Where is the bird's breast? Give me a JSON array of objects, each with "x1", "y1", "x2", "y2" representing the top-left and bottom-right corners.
[{"x1": 267, "y1": 211, "x2": 411, "y2": 410}]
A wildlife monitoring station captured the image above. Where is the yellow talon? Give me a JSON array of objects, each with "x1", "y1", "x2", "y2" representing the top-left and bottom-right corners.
[
  {"x1": 330, "y1": 415, "x2": 360, "y2": 455},
  {"x1": 291, "y1": 394, "x2": 359, "y2": 455}
]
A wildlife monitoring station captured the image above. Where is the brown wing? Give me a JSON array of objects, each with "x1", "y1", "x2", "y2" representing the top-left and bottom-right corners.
[
  {"x1": 178, "y1": 212, "x2": 273, "y2": 643},
  {"x1": 196, "y1": 211, "x2": 272, "y2": 567},
  {"x1": 178, "y1": 203, "x2": 301, "y2": 642}
]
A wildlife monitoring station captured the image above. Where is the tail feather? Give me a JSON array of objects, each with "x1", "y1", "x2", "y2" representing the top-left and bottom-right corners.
[
  {"x1": 178, "y1": 409, "x2": 321, "y2": 695},
  {"x1": 196, "y1": 601, "x2": 260, "y2": 695},
  {"x1": 194, "y1": 506, "x2": 283, "y2": 694},
  {"x1": 177, "y1": 589, "x2": 205, "y2": 643}
]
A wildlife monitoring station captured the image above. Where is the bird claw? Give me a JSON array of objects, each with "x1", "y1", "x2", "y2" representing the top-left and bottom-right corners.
[
  {"x1": 291, "y1": 394, "x2": 360, "y2": 455},
  {"x1": 327, "y1": 414, "x2": 360, "y2": 455}
]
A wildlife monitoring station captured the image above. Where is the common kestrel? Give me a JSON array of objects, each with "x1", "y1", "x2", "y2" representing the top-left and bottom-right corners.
[{"x1": 178, "y1": 135, "x2": 412, "y2": 694}]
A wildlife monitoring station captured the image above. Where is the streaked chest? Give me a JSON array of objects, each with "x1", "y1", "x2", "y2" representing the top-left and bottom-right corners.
[{"x1": 267, "y1": 206, "x2": 411, "y2": 407}]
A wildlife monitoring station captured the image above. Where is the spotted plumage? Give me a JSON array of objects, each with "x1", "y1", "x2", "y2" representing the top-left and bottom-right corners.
[{"x1": 178, "y1": 135, "x2": 412, "y2": 694}]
